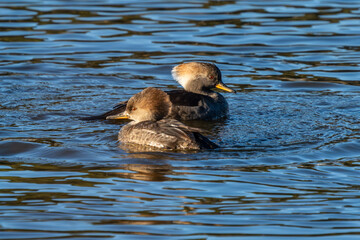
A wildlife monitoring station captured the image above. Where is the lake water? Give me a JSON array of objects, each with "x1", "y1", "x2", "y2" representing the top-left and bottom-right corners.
[{"x1": 1, "y1": 0, "x2": 360, "y2": 239}]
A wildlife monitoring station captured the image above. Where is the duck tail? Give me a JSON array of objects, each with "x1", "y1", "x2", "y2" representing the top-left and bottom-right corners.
[
  {"x1": 80, "y1": 103, "x2": 127, "y2": 120},
  {"x1": 193, "y1": 132, "x2": 219, "y2": 149}
]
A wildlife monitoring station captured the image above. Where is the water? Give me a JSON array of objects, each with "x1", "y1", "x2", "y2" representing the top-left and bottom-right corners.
[{"x1": 1, "y1": 0, "x2": 360, "y2": 239}]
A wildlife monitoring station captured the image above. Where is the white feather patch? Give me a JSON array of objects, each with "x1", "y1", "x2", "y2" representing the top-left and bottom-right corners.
[{"x1": 172, "y1": 67, "x2": 189, "y2": 89}]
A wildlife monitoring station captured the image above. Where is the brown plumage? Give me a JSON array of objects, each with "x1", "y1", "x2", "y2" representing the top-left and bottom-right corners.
[
  {"x1": 82, "y1": 62, "x2": 235, "y2": 121},
  {"x1": 117, "y1": 87, "x2": 219, "y2": 150}
]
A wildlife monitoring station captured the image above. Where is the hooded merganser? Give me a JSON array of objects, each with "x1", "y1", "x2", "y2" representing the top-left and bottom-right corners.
[
  {"x1": 83, "y1": 62, "x2": 236, "y2": 121},
  {"x1": 117, "y1": 87, "x2": 219, "y2": 150}
]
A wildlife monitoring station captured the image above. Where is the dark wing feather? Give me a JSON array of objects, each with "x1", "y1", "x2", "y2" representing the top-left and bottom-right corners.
[
  {"x1": 166, "y1": 90, "x2": 205, "y2": 107},
  {"x1": 157, "y1": 119, "x2": 219, "y2": 149},
  {"x1": 193, "y1": 132, "x2": 219, "y2": 149},
  {"x1": 160, "y1": 118, "x2": 205, "y2": 133}
]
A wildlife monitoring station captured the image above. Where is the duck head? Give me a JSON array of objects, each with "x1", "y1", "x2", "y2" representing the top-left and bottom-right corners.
[
  {"x1": 116, "y1": 87, "x2": 172, "y2": 122},
  {"x1": 171, "y1": 62, "x2": 236, "y2": 94}
]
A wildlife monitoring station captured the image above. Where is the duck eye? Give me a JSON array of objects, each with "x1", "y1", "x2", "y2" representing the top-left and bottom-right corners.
[
  {"x1": 132, "y1": 107, "x2": 137, "y2": 111},
  {"x1": 209, "y1": 75, "x2": 214, "y2": 80}
]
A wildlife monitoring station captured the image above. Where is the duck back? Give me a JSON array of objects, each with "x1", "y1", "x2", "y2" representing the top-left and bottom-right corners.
[{"x1": 118, "y1": 119, "x2": 218, "y2": 150}]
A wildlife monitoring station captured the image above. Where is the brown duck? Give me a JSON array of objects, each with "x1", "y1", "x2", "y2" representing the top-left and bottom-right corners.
[
  {"x1": 117, "y1": 87, "x2": 219, "y2": 150},
  {"x1": 83, "y1": 62, "x2": 235, "y2": 121}
]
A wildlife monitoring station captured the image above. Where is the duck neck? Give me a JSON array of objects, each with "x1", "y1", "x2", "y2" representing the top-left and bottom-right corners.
[
  {"x1": 181, "y1": 77, "x2": 211, "y2": 95},
  {"x1": 186, "y1": 88, "x2": 210, "y2": 95},
  {"x1": 184, "y1": 83, "x2": 213, "y2": 95}
]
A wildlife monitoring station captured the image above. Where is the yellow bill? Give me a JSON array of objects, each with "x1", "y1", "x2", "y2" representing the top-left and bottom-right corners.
[
  {"x1": 106, "y1": 113, "x2": 130, "y2": 120},
  {"x1": 215, "y1": 83, "x2": 236, "y2": 93}
]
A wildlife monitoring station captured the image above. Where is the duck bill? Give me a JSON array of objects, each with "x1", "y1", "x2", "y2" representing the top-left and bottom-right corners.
[
  {"x1": 106, "y1": 113, "x2": 130, "y2": 120},
  {"x1": 215, "y1": 83, "x2": 236, "y2": 93}
]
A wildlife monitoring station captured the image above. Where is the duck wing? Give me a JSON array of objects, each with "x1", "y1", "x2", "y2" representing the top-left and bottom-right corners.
[
  {"x1": 160, "y1": 118, "x2": 205, "y2": 133},
  {"x1": 119, "y1": 121, "x2": 180, "y2": 149},
  {"x1": 119, "y1": 120, "x2": 218, "y2": 150},
  {"x1": 167, "y1": 90, "x2": 206, "y2": 107},
  {"x1": 166, "y1": 90, "x2": 220, "y2": 121},
  {"x1": 156, "y1": 119, "x2": 219, "y2": 149}
]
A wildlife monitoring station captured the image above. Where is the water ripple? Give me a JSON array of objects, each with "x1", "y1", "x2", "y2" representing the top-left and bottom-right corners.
[{"x1": 1, "y1": 0, "x2": 360, "y2": 239}]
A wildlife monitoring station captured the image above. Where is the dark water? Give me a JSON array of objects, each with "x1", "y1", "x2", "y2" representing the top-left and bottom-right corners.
[{"x1": 1, "y1": 0, "x2": 360, "y2": 239}]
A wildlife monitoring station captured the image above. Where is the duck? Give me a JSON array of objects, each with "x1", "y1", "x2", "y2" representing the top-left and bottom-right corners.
[
  {"x1": 83, "y1": 62, "x2": 236, "y2": 121},
  {"x1": 117, "y1": 87, "x2": 219, "y2": 150}
]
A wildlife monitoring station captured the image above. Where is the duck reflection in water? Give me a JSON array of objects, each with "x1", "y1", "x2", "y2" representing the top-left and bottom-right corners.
[
  {"x1": 116, "y1": 87, "x2": 219, "y2": 151},
  {"x1": 84, "y1": 62, "x2": 236, "y2": 121}
]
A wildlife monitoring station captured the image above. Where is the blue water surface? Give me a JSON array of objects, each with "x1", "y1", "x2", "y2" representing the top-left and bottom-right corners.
[{"x1": 1, "y1": 0, "x2": 360, "y2": 239}]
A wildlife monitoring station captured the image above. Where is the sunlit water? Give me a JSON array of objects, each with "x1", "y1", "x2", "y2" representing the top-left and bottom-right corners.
[{"x1": 1, "y1": 0, "x2": 360, "y2": 239}]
